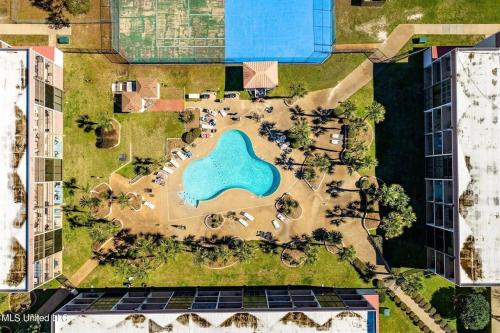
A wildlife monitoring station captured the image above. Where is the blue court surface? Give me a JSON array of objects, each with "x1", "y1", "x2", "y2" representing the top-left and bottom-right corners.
[{"x1": 224, "y1": 0, "x2": 335, "y2": 63}]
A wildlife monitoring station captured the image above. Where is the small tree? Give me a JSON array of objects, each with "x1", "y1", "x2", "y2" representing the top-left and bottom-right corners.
[
  {"x1": 97, "y1": 113, "x2": 114, "y2": 133},
  {"x1": 116, "y1": 192, "x2": 131, "y2": 209},
  {"x1": 183, "y1": 128, "x2": 202, "y2": 144},
  {"x1": 338, "y1": 245, "x2": 356, "y2": 263},
  {"x1": 288, "y1": 117, "x2": 313, "y2": 149},
  {"x1": 233, "y1": 240, "x2": 254, "y2": 263},
  {"x1": 303, "y1": 243, "x2": 319, "y2": 265},
  {"x1": 363, "y1": 101, "x2": 386, "y2": 123},
  {"x1": 300, "y1": 166, "x2": 317, "y2": 182},
  {"x1": 379, "y1": 184, "x2": 410, "y2": 210},
  {"x1": 179, "y1": 110, "x2": 195, "y2": 123},
  {"x1": 457, "y1": 293, "x2": 490, "y2": 330},
  {"x1": 79, "y1": 195, "x2": 101, "y2": 211},
  {"x1": 380, "y1": 206, "x2": 416, "y2": 239},
  {"x1": 400, "y1": 273, "x2": 423, "y2": 295},
  {"x1": 313, "y1": 107, "x2": 333, "y2": 124}
]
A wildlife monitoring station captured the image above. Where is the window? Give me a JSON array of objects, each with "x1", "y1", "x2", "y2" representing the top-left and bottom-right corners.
[
  {"x1": 424, "y1": 88, "x2": 433, "y2": 110},
  {"x1": 426, "y1": 180, "x2": 434, "y2": 201},
  {"x1": 35, "y1": 79, "x2": 44, "y2": 105},
  {"x1": 433, "y1": 84, "x2": 442, "y2": 107},
  {"x1": 433, "y1": 108, "x2": 442, "y2": 131},
  {"x1": 442, "y1": 105, "x2": 452, "y2": 129},
  {"x1": 445, "y1": 255, "x2": 455, "y2": 279},
  {"x1": 442, "y1": 79, "x2": 451, "y2": 104},
  {"x1": 426, "y1": 202, "x2": 434, "y2": 225},
  {"x1": 424, "y1": 66, "x2": 432, "y2": 88},
  {"x1": 442, "y1": 130, "x2": 452, "y2": 154},
  {"x1": 44, "y1": 159, "x2": 62, "y2": 181},
  {"x1": 441, "y1": 55, "x2": 452, "y2": 79},
  {"x1": 436, "y1": 230, "x2": 444, "y2": 252},
  {"x1": 434, "y1": 156, "x2": 444, "y2": 179},
  {"x1": 34, "y1": 234, "x2": 44, "y2": 261},
  {"x1": 434, "y1": 181, "x2": 443, "y2": 202},
  {"x1": 432, "y1": 61, "x2": 441, "y2": 84},
  {"x1": 436, "y1": 251, "x2": 445, "y2": 275},
  {"x1": 444, "y1": 181, "x2": 453, "y2": 204},
  {"x1": 444, "y1": 230, "x2": 454, "y2": 256},
  {"x1": 435, "y1": 203, "x2": 444, "y2": 227},
  {"x1": 426, "y1": 226, "x2": 435, "y2": 247},
  {"x1": 427, "y1": 247, "x2": 436, "y2": 270},
  {"x1": 444, "y1": 205, "x2": 454, "y2": 229},
  {"x1": 425, "y1": 157, "x2": 434, "y2": 178},
  {"x1": 434, "y1": 132, "x2": 443, "y2": 155},
  {"x1": 425, "y1": 134, "x2": 433, "y2": 156},
  {"x1": 424, "y1": 112, "x2": 433, "y2": 134},
  {"x1": 443, "y1": 156, "x2": 453, "y2": 179}
]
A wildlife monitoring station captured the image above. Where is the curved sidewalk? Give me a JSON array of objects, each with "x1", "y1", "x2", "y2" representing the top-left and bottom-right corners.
[{"x1": 300, "y1": 24, "x2": 500, "y2": 109}]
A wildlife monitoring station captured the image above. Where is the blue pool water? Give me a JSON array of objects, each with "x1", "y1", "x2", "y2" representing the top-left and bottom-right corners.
[
  {"x1": 224, "y1": 0, "x2": 334, "y2": 63},
  {"x1": 181, "y1": 130, "x2": 280, "y2": 206}
]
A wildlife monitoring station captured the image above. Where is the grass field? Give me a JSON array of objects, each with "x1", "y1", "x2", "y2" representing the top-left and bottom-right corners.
[
  {"x1": 80, "y1": 244, "x2": 370, "y2": 288},
  {"x1": 379, "y1": 297, "x2": 422, "y2": 333},
  {"x1": 336, "y1": 0, "x2": 500, "y2": 43},
  {"x1": 0, "y1": 34, "x2": 47, "y2": 45}
]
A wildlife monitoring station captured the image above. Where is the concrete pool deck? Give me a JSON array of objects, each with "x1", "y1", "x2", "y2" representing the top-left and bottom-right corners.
[{"x1": 104, "y1": 99, "x2": 377, "y2": 265}]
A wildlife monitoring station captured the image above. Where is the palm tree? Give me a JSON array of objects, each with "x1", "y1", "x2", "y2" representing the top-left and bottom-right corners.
[
  {"x1": 363, "y1": 101, "x2": 386, "y2": 124},
  {"x1": 334, "y1": 100, "x2": 357, "y2": 119},
  {"x1": 380, "y1": 207, "x2": 416, "y2": 239},
  {"x1": 313, "y1": 107, "x2": 333, "y2": 124},
  {"x1": 233, "y1": 240, "x2": 254, "y2": 262},
  {"x1": 338, "y1": 245, "x2": 356, "y2": 263},
  {"x1": 325, "y1": 231, "x2": 343, "y2": 246},
  {"x1": 116, "y1": 192, "x2": 131, "y2": 209},
  {"x1": 288, "y1": 117, "x2": 313, "y2": 149},
  {"x1": 348, "y1": 117, "x2": 368, "y2": 133},
  {"x1": 280, "y1": 196, "x2": 299, "y2": 216},
  {"x1": 97, "y1": 113, "x2": 114, "y2": 133},
  {"x1": 310, "y1": 153, "x2": 331, "y2": 173},
  {"x1": 299, "y1": 166, "x2": 316, "y2": 182},
  {"x1": 259, "y1": 121, "x2": 276, "y2": 139},
  {"x1": 303, "y1": 243, "x2": 319, "y2": 265},
  {"x1": 326, "y1": 180, "x2": 344, "y2": 197},
  {"x1": 330, "y1": 217, "x2": 346, "y2": 226},
  {"x1": 289, "y1": 105, "x2": 306, "y2": 119},
  {"x1": 79, "y1": 196, "x2": 101, "y2": 211},
  {"x1": 76, "y1": 114, "x2": 96, "y2": 132},
  {"x1": 64, "y1": 177, "x2": 79, "y2": 197},
  {"x1": 289, "y1": 82, "x2": 308, "y2": 99}
]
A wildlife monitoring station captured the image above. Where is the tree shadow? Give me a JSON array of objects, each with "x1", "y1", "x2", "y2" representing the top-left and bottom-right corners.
[
  {"x1": 373, "y1": 51, "x2": 426, "y2": 268},
  {"x1": 225, "y1": 66, "x2": 243, "y2": 91}
]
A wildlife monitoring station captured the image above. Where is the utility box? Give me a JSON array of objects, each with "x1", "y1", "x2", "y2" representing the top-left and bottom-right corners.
[{"x1": 57, "y1": 36, "x2": 70, "y2": 44}]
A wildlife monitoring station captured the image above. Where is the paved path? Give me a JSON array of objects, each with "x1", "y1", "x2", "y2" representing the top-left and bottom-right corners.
[
  {"x1": 0, "y1": 24, "x2": 71, "y2": 46},
  {"x1": 385, "y1": 280, "x2": 446, "y2": 333},
  {"x1": 298, "y1": 24, "x2": 500, "y2": 110}
]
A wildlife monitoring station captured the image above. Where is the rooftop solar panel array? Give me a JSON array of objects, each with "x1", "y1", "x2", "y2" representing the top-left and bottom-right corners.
[{"x1": 57, "y1": 286, "x2": 373, "y2": 313}]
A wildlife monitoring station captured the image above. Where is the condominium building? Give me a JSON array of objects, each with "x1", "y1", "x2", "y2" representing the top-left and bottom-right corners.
[
  {"x1": 423, "y1": 34, "x2": 500, "y2": 285},
  {"x1": 53, "y1": 286, "x2": 379, "y2": 333},
  {"x1": 0, "y1": 42, "x2": 63, "y2": 291}
]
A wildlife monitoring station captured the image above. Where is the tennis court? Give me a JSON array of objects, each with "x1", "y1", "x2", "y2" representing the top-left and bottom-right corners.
[{"x1": 111, "y1": 0, "x2": 335, "y2": 63}]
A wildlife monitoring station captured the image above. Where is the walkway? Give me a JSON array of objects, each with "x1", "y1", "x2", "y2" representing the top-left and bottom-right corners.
[
  {"x1": 0, "y1": 24, "x2": 72, "y2": 46},
  {"x1": 299, "y1": 23, "x2": 500, "y2": 109},
  {"x1": 386, "y1": 279, "x2": 446, "y2": 333}
]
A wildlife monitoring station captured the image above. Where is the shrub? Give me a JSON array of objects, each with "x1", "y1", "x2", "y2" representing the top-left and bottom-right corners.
[
  {"x1": 182, "y1": 128, "x2": 201, "y2": 144},
  {"x1": 387, "y1": 290, "x2": 395, "y2": 298},
  {"x1": 179, "y1": 110, "x2": 195, "y2": 123},
  {"x1": 414, "y1": 294, "x2": 424, "y2": 303},
  {"x1": 417, "y1": 320, "x2": 425, "y2": 329},
  {"x1": 412, "y1": 316, "x2": 419, "y2": 324},
  {"x1": 456, "y1": 293, "x2": 490, "y2": 330},
  {"x1": 423, "y1": 303, "x2": 432, "y2": 311},
  {"x1": 378, "y1": 292, "x2": 386, "y2": 302},
  {"x1": 428, "y1": 307, "x2": 437, "y2": 316},
  {"x1": 64, "y1": 0, "x2": 90, "y2": 14},
  {"x1": 418, "y1": 299, "x2": 426, "y2": 307},
  {"x1": 433, "y1": 313, "x2": 441, "y2": 322},
  {"x1": 444, "y1": 324, "x2": 452, "y2": 333},
  {"x1": 440, "y1": 320, "x2": 448, "y2": 328},
  {"x1": 394, "y1": 296, "x2": 401, "y2": 304},
  {"x1": 400, "y1": 303, "x2": 407, "y2": 311},
  {"x1": 422, "y1": 326, "x2": 430, "y2": 333}
]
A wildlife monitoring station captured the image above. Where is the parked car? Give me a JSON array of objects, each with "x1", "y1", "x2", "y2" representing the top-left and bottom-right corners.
[
  {"x1": 200, "y1": 93, "x2": 211, "y2": 99},
  {"x1": 224, "y1": 92, "x2": 237, "y2": 99}
]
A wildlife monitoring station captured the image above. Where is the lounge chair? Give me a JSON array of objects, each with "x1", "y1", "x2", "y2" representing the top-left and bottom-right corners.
[
  {"x1": 330, "y1": 139, "x2": 340, "y2": 145},
  {"x1": 238, "y1": 218, "x2": 249, "y2": 227},
  {"x1": 201, "y1": 123, "x2": 216, "y2": 130},
  {"x1": 242, "y1": 212, "x2": 255, "y2": 221},
  {"x1": 272, "y1": 220, "x2": 281, "y2": 230},
  {"x1": 175, "y1": 150, "x2": 187, "y2": 160},
  {"x1": 170, "y1": 159, "x2": 180, "y2": 168},
  {"x1": 162, "y1": 166, "x2": 174, "y2": 174},
  {"x1": 276, "y1": 213, "x2": 287, "y2": 222},
  {"x1": 219, "y1": 109, "x2": 227, "y2": 117},
  {"x1": 144, "y1": 201, "x2": 155, "y2": 209}
]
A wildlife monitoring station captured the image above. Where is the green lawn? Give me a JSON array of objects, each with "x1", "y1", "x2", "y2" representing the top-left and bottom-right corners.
[
  {"x1": 380, "y1": 297, "x2": 421, "y2": 333},
  {"x1": 62, "y1": 220, "x2": 94, "y2": 278},
  {"x1": 80, "y1": 244, "x2": 370, "y2": 288},
  {"x1": 336, "y1": 0, "x2": 500, "y2": 43},
  {"x1": 0, "y1": 34, "x2": 48, "y2": 46},
  {"x1": 270, "y1": 54, "x2": 367, "y2": 97}
]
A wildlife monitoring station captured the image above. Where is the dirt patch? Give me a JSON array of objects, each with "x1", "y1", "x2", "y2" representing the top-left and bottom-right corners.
[
  {"x1": 90, "y1": 183, "x2": 112, "y2": 218},
  {"x1": 128, "y1": 192, "x2": 142, "y2": 211},
  {"x1": 281, "y1": 248, "x2": 306, "y2": 267},
  {"x1": 355, "y1": 16, "x2": 388, "y2": 42},
  {"x1": 95, "y1": 119, "x2": 120, "y2": 149}
]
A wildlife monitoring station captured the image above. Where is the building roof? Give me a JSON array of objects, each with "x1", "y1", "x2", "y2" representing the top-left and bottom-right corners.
[
  {"x1": 243, "y1": 61, "x2": 278, "y2": 89},
  {"x1": 0, "y1": 49, "x2": 29, "y2": 291},
  {"x1": 121, "y1": 92, "x2": 143, "y2": 113},
  {"x1": 54, "y1": 287, "x2": 378, "y2": 333},
  {"x1": 455, "y1": 49, "x2": 500, "y2": 285},
  {"x1": 137, "y1": 78, "x2": 159, "y2": 99},
  {"x1": 149, "y1": 99, "x2": 184, "y2": 112}
]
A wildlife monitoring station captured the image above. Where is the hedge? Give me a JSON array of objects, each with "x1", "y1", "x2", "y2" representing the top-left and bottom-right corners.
[
  {"x1": 429, "y1": 307, "x2": 437, "y2": 316},
  {"x1": 423, "y1": 327, "x2": 430, "y2": 333},
  {"x1": 433, "y1": 313, "x2": 441, "y2": 321},
  {"x1": 417, "y1": 321, "x2": 425, "y2": 329},
  {"x1": 394, "y1": 296, "x2": 401, "y2": 304},
  {"x1": 400, "y1": 303, "x2": 407, "y2": 311},
  {"x1": 182, "y1": 128, "x2": 202, "y2": 144},
  {"x1": 423, "y1": 303, "x2": 432, "y2": 312}
]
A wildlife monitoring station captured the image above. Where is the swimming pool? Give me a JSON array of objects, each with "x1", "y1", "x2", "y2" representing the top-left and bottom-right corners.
[{"x1": 181, "y1": 130, "x2": 280, "y2": 206}]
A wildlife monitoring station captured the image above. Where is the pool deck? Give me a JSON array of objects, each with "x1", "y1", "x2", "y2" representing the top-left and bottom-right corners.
[{"x1": 106, "y1": 98, "x2": 377, "y2": 265}]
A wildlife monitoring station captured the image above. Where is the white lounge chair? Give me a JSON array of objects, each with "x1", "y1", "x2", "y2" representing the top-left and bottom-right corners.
[
  {"x1": 144, "y1": 201, "x2": 155, "y2": 209},
  {"x1": 175, "y1": 150, "x2": 187, "y2": 160},
  {"x1": 242, "y1": 212, "x2": 255, "y2": 221},
  {"x1": 201, "y1": 123, "x2": 216, "y2": 130},
  {"x1": 219, "y1": 109, "x2": 227, "y2": 117},
  {"x1": 170, "y1": 159, "x2": 180, "y2": 168},
  {"x1": 272, "y1": 220, "x2": 281, "y2": 230},
  {"x1": 238, "y1": 218, "x2": 249, "y2": 227},
  {"x1": 162, "y1": 166, "x2": 174, "y2": 174},
  {"x1": 330, "y1": 139, "x2": 340, "y2": 145},
  {"x1": 276, "y1": 213, "x2": 287, "y2": 222}
]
